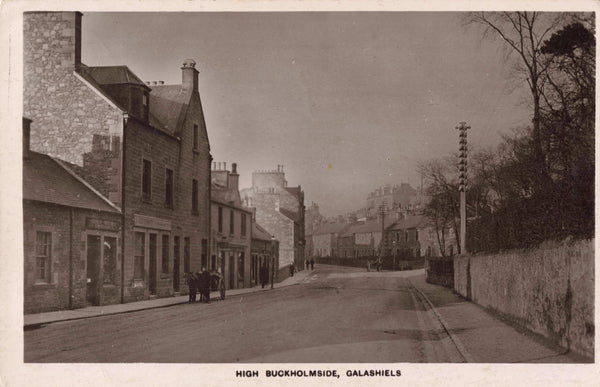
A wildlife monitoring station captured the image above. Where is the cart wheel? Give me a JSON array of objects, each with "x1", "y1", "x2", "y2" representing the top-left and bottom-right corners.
[{"x1": 219, "y1": 280, "x2": 226, "y2": 300}]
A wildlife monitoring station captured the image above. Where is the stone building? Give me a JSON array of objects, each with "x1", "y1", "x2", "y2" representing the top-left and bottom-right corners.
[
  {"x1": 23, "y1": 11, "x2": 212, "y2": 305},
  {"x1": 240, "y1": 165, "x2": 305, "y2": 270},
  {"x1": 23, "y1": 118, "x2": 123, "y2": 313},
  {"x1": 250, "y1": 222, "x2": 279, "y2": 287},
  {"x1": 366, "y1": 183, "x2": 418, "y2": 215},
  {"x1": 210, "y1": 162, "x2": 252, "y2": 290},
  {"x1": 310, "y1": 222, "x2": 351, "y2": 258}
]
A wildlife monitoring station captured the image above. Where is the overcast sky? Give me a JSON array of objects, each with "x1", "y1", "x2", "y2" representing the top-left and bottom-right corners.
[{"x1": 81, "y1": 12, "x2": 531, "y2": 216}]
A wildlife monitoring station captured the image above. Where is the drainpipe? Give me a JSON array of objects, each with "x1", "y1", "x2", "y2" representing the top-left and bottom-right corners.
[
  {"x1": 120, "y1": 113, "x2": 128, "y2": 304},
  {"x1": 69, "y1": 208, "x2": 74, "y2": 309}
]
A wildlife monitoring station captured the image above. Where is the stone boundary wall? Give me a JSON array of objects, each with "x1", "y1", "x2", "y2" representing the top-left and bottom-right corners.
[
  {"x1": 425, "y1": 257, "x2": 454, "y2": 288},
  {"x1": 454, "y1": 239, "x2": 594, "y2": 358}
]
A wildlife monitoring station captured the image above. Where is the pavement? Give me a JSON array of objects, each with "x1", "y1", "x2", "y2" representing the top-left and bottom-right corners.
[{"x1": 24, "y1": 268, "x2": 314, "y2": 328}]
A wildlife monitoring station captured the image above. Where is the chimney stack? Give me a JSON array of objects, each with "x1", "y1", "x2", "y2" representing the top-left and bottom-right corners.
[
  {"x1": 181, "y1": 59, "x2": 198, "y2": 92},
  {"x1": 229, "y1": 163, "x2": 239, "y2": 191},
  {"x1": 23, "y1": 117, "x2": 32, "y2": 159}
]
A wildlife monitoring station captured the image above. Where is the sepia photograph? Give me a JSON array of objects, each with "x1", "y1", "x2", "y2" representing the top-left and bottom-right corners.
[{"x1": 1, "y1": 0, "x2": 598, "y2": 385}]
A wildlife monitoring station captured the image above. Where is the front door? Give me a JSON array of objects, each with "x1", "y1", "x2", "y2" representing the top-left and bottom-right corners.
[
  {"x1": 86, "y1": 235, "x2": 101, "y2": 306},
  {"x1": 229, "y1": 253, "x2": 235, "y2": 290},
  {"x1": 149, "y1": 233, "x2": 157, "y2": 295}
]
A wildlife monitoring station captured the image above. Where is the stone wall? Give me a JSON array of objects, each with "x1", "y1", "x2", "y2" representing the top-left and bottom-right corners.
[
  {"x1": 454, "y1": 240, "x2": 594, "y2": 358},
  {"x1": 24, "y1": 200, "x2": 122, "y2": 314}
]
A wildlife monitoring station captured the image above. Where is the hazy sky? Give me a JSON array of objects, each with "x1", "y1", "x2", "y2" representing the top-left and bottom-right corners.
[{"x1": 82, "y1": 12, "x2": 531, "y2": 216}]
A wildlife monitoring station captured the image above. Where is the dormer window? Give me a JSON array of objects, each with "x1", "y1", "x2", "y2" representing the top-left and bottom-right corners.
[{"x1": 142, "y1": 91, "x2": 149, "y2": 122}]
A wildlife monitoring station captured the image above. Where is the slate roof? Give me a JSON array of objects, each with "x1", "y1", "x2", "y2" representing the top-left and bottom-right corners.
[
  {"x1": 211, "y1": 183, "x2": 249, "y2": 212},
  {"x1": 252, "y1": 222, "x2": 275, "y2": 242},
  {"x1": 285, "y1": 186, "x2": 302, "y2": 199},
  {"x1": 82, "y1": 65, "x2": 149, "y2": 88},
  {"x1": 75, "y1": 64, "x2": 127, "y2": 112},
  {"x1": 312, "y1": 222, "x2": 351, "y2": 236},
  {"x1": 279, "y1": 207, "x2": 300, "y2": 223},
  {"x1": 341, "y1": 217, "x2": 397, "y2": 237},
  {"x1": 149, "y1": 85, "x2": 192, "y2": 135},
  {"x1": 23, "y1": 151, "x2": 120, "y2": 213},
  {"x1": 386, "y1": 215, "x2": 428, "y2": 231}
]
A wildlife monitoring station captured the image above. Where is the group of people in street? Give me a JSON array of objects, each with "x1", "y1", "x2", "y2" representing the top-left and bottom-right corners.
[
  {"x1": 185, "y1": 268, "x2": 212, "y2": 303},
  {"x1": 304, "y1": 258, "x2": 315, "y2": 271},
  {"x1": 289, "y1": 258, "x2": 316, "y2": 278}
]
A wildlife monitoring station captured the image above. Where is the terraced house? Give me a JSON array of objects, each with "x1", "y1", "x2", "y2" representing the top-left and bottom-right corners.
[{"x1": 23, "y1": 11, "x2": 211, "y2": 310}]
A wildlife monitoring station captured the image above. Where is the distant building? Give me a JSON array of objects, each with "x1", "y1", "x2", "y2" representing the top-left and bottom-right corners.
[
  {"x1": 240, "y1": 165, "x2": 305, "y2": 270},
  {"x1": 23, "y1": 11, "x2": 212, "y2": 306},
  {"x1": 366, "y1": 183, "x2": 418, "y2": 214},
  {"x1": 310, "y1": 222, "x2": 351, "y2": 258},
  {"x1": 210, "y1": 162, "x2": 252, "y2": 290},
  {"x1": 250, "y1": 222, "x2": 279, "y2": 286},
  {"x1": 305, "y1": 202, "x2": 325, "y2": 236}
]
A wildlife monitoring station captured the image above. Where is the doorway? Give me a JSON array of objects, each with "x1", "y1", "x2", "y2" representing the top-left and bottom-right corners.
[
  {"x1": 86, "y1": 235, "x2": 101, "y2": 306},
  {"x1": 149, "y1": 233, "x2": 157, "y2": 295}
]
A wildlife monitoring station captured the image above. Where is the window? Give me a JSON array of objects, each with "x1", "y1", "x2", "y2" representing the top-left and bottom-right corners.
[
  {"x1": 103, "y1": 236, "x2": 117, "y2": 284},
  {"x1": 192, "y1": 179, "x2": 198, "y2": 213},
  {"x1": 229, "y1": 210, "x2": 234, "y2": 235},
  {"x1": 142, "y1": 92, "x2": 149, "y2": 122},
  {"x1": 142, "y1": 159, "x2": 152, "y2": 200},
  {"x1": 165, "y1": 168, "x2": 173, "y2": 207},
  {"x1": 134, "y1": 232, "x2": 145, "y2": 280},
  {"x1": 162, "y1": 234, "x2": 169, "y2": 273},
  {"x1": 218, "y1": 206, "x2": 223, "y2": 233},
  {"x1": 193, "y1": 123, "x2": 199, "y2": 150},
  {"x1": 241, "y1": 213, "x2": 247, "y2": 237},
  {"x1": 184, "y1": 237, "x2": 191, "y2": 274},
  {"x1": 35, "y1": 231, "x2": 51, "y2": 283}
]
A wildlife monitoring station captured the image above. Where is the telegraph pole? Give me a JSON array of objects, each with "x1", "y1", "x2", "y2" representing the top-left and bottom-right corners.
[{"x1": 456, "y1": 122, "x2": 470, "y2": 255}]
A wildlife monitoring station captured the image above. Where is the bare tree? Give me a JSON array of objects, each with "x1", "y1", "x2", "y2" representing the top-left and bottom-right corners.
[{"x1": 465, "y1": 12, "x2": 565, "y2": 189}]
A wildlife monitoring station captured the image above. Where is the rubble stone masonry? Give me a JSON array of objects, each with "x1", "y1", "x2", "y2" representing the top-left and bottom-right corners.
[
  {"x1": 23, "y1": 12, "x2": 123, "y2": 188},
  {"x1": 454, "y1": 239, "x2": 594, "y2": 358}
]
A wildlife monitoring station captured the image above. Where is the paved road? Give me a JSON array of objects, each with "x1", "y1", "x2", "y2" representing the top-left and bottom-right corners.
[
  {"x1": 24, "y1": 265, "x2": 586, "y2": 363},
  {"x1": 25, "y1": 265, "x2": 461, "y2": 363}
]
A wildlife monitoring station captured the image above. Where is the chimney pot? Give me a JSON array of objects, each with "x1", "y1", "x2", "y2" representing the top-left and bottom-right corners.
[
  {"x1": 152, "y1": 81, "x2": 158, "y2": 85},
  {"x1": 232, "y1": 163, "x2": 238, "y2": 174},
  {"x1": 224, "y1": 162, "x2": 227, "y2": 171},
  {"x1": 182, "y1": 59, "x2": 199, "y2": 92},
  {"x1": 158, "y1": 81, "x2": 164, "y2": 85}
]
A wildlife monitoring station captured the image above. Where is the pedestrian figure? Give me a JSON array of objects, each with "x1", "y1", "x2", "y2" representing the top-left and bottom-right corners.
[
  {"x1": 310, "y1": 258, "x2": 314, "y2": 270},
  {"x1": 200, "y1": 267, "x2": 211, "y2": 303},
  {"x1": 185, "y1": 272, "x2": 197, "y2": 303},
  {"x1": 260, "y1": 264, "x2": 269, "y2": 288},
  {"x1": 304, "y1": 259, "x2": 308, "y2": 271},
  {"x1": 289, "y1": 263, "x2": 295, "y2": 277},
  {"x1": 366, "y1": 260, "x2": 371, "y2": 272}
]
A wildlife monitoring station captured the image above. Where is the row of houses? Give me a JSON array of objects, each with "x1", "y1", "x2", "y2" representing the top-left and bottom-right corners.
[
  {"x1": 307, "y1": 211, "x2": 457, "y2": 261},
  {"x1": 22, "y1": 11, "x2": 294, "y2": 314}
]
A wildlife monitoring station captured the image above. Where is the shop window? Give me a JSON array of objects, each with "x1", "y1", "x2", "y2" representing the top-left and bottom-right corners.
[{"x1": 35, "y1": 231, "x2": 51, "y2": 283}]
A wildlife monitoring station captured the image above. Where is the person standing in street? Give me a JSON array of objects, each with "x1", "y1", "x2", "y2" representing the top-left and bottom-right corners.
[{"x1": 310, "y1": 258, "x2": 314, "y2": 270}]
